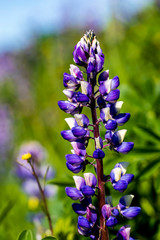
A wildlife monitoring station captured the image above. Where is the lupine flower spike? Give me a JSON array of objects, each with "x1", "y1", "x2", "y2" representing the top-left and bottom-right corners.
[{"x1": 58, "y1": 30, "x2": 140, "y2": 240}]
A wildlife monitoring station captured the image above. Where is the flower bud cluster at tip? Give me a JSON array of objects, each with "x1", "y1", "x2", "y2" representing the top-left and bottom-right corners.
[{"x1": 58, "y1": 30, "x2": 139, "y2": 239}]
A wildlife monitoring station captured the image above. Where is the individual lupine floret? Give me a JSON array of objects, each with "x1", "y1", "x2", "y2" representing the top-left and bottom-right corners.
[
  {"x1": 78, "y1": 205, "x2": 99, "y2": 239},
  {"x1": 61, "y1": 115, "x2": 90, "y2": 143},
  {"x1": 65, "y1": 154, "x2": 86, "y2": 173},
  {"x1": 99, "y1": 73, "x2": 120, "y2": 103},
  {"x1": 58, "y1": 100, "x2": 82, "y2": 115},
  {"x1": 63, "y1": 64, "x2": 83, "y2": 90},
  {"x1": 116, "y1": 225, "x2": 134, "y2": 240},
  {"x1": 100, "y1": 102, "x2": 130, "y2": 130},
  {"x1": 65, "y1": 174, "x2": 97, "y2": 201},
  {"x1": 118, "y1": 195, "x2": 141, "y2": 219},
  {"x1": 105, "y1": 129, "x2": 134, "y2": 154},
  {"x1": 110, "y1": 162, "x2": 134, "y2": 192},
  {"x1": 102, "y1": 196, "x2": 119, "y2": 227}
]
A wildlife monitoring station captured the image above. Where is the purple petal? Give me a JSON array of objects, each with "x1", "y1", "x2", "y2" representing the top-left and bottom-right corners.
[
  {"x1": 101, "y1": 204, "x2": 111, "y2": 219},
  {"x1": 95, "y1": 54, "x2": 104, "y2": 72},
  {"x1": 111, "y1": 132, "x2": 122, "y2": 146},
  {"x1": 117, "y1": 226, "x2": 131, "y2": 240},
  {"x1": 86, "y1": 206, "x2": 97, "y2": 224},
  {"x1": 76, "y1": 46, "x2": 88, "y2": 63},
  {"x1": 93, "y1": 149, "x2": 105, "y2": 159},
  {"x1": 66, "y1": 162, "x2": 84, "y2": 173},
  {"x1": 105, "y1": 119, "x2": 117, "y2": 130},
  {"x1": 97, "y1": 96, "x2": 106, "y2": 109},
  {"x1": 69, "y1": 64, "x2": 83, "y2": 80},
  {"x1": 61, "y1": 130, "x2": 77, "y2": 142},
  {"x1": 74, "y1": 114, "x2": 90, "y2": 128},
  {"x1": 81, "y1": 185, "x2": 95, "y2": 197},
  {"x1": 121, "y1": 207, "x2": 141, "y2": 219},
  {"x1": 58, "y1": 101, "x2": 78, "y2": 114},
  {"x1": 63, "y1": 73, "x2": 79, "y2": 88},
  {"x1": 72, "y1": 203, "x2": 87, "y2": 215},
  {"x1": 78, "y1": 216, "x2": 91, "y2": 229},
  {"x1": 71, "y1": 141, "x2": 86, "y2": 156},
  {"x1": 65, "y1": 154, "x2": 84, "y2": 166},
  {"x1": 113, "y1": 180, "x2": 128, "y2": 192},
  {"x1": 65, "y1": 187, "x2": 83, "y2": 200},
  {"x1": 115, "y1": 142, "x2": 134, "y2": 154},
  {"x1": 76, "y1": 92, "x2": 90, "y2": 103},
  {"x1": 106, "y1": 216, "x2": 118, "y2": 227},
  {"x1": 114, "y1": 113, "x2": 130, "y2": 126},
  {"x1": 111, "y1": 76, "x2": 119, "y2": 89},
  {"x1": 112, "y1": 209, "x2": 119, "y2": 216},
  {"x1": 105, "y1": 89, "x2": 120, "y2": 102},
  {"x1": 72, "y1": 126, "x2": 87, "y2": 137},
  {"x1": 98, "y1": 70, "x2": 109, "y2": 84},
  {"x1": 81, "y1": 197, "x2": 92, "y2": 207},
  {"x1": 121, "y1": 174, "x2": 134, "y2": 184},
  {"x1": 105, "y1": 130, "x2": 113, "y2": 141}
]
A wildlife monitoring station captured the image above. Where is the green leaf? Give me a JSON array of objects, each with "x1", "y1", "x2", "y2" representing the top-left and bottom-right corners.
[
  {"x1": 47, "y1": 178, "x2": 74, "y2": 187},
  {"x1": 41, "y1": 237, "x2": 57, "y2": 240},
  {"x1": 133, "y1": 147, "x2": 160, "y2": 154},
  {"x1": 136, "y1": 125, "x2": 160, "y2": 143},
  {"x1": 136, "y1": 157, "x2": 160, "y2": 180},
  {"x1": 17, "y1": 230, "x2": 33, "y2": 240},
  {"x1": 0, "y1": 200, "x2": 15, "y2": 223}
]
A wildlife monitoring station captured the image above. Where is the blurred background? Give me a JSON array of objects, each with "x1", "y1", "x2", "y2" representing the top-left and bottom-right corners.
[{"x1": 0, "y1": 0, "x2": 160, "y2": 239}]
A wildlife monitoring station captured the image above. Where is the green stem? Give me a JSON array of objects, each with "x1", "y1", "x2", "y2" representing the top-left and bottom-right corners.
[{"x1": 30, "y1": 161, "x2": 54, "y2": 236}]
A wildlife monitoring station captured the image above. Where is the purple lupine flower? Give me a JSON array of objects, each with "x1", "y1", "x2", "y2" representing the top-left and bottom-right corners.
[
  {"x1": 101, "y1": 196, "x2": 119, "y2": 227},
  {"x1": 78, "y1": 206, "x2": 99, "y2": 239},
  {"x1": 117, "y1": 225, "x2": 134, "y2": 240},
  {"x1": 105, "y1": 129, "x2": 134, "y2": 154},
  {"x1": 59, "y1": 31, "x2": 139, "y2": 239},
  {"x1": 118, "y1": 195, "x2": 141, "y2": 219},
  {"x1": 110, "y1": 162, "x2": 134, "y2": 192},
  {"x1": 66, "y1": 173, "x2": 97, "y2": 201}
]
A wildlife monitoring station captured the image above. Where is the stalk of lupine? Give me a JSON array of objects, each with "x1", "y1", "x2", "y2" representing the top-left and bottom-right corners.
[{"x1": 58, "y1": 30, "x2": 140, "y2": 240}]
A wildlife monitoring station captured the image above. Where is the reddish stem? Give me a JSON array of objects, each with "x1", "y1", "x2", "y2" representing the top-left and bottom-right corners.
[{"x1": 90, "y1": 84, "x2": 109, "y2": 240}]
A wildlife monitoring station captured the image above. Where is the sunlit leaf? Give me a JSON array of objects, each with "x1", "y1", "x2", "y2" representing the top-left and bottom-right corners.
[
  {"x1": 17, "y1": 230, "x2": 33, "y2": 240},
  {"x1": 47, "y1": 178, "x2": 74, "y2": 187}
]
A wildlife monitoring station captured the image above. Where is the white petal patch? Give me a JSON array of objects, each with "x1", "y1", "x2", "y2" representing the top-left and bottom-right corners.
[
  {"x1": 103, "y1": 107, "x2": 111, "y2": 121},
  {"x1": 95, "y1": 137, "x2": 101, "y2": 149},
  {"x1": 81, "y1": 81, "x2": 89, "y2": 95},
  {"x1": 118, "y1": 162, "x2": 129, "y2": 175},
  {"x1": 104, "y1": 79, "x2": 112, "y2": 94},
  {"x1": 117, "y1": 129, "x2": 127, "y2": 143},
  {"x1": 115, "y1": 101, "x2": 123, "y2": 114},
  {"x1": 112, "y1": 167, "x2": 122, "y2": 182},
  {"x1": 65, "y1": 118, "x2": 77, "y2": 128},
  {"x1": 74, "y1": 114, "x2": 83, "y2": 127},
  {"x1": 73, "y1": 176, "x2": 85, "y2": 190}
]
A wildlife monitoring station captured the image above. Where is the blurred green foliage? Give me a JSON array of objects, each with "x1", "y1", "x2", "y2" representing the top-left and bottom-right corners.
[{"x1": 0, "y1": 4, "x2": 160, "y2": 240}]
